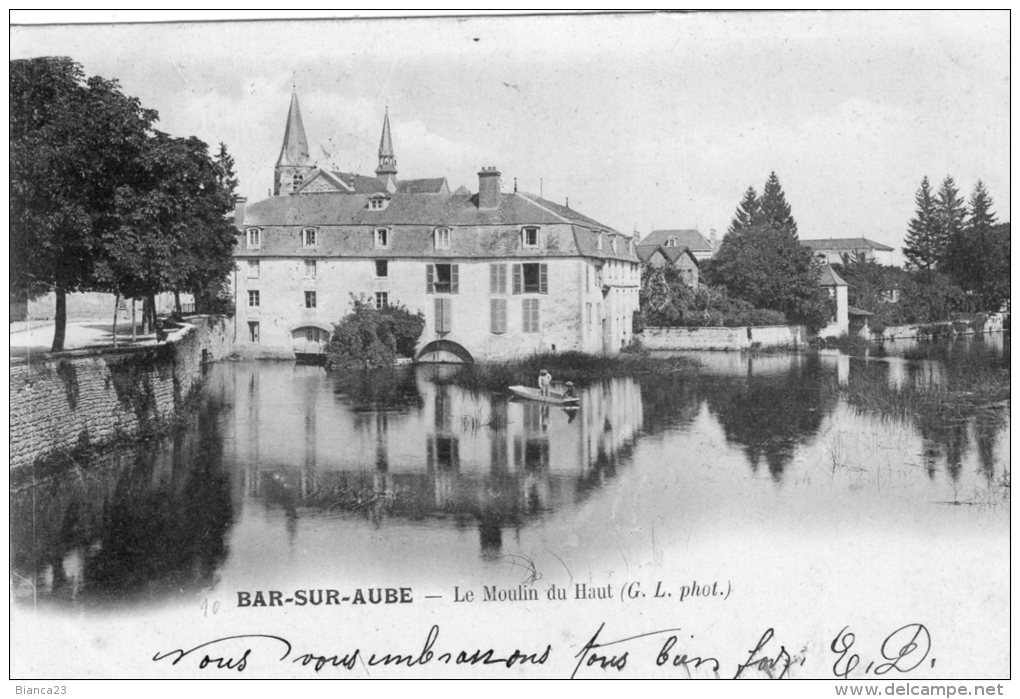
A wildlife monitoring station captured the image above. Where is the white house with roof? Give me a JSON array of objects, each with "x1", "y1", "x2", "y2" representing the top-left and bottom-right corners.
[
  {"x1": 801, "y1": 237, "x2": 895, "y2": 266},
  {"x1": 233, "y1": 93, "x2": 640, "y2": 362}
]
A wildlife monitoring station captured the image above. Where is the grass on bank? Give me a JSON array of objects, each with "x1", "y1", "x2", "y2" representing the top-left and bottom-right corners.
[{"x1": 429, "y1": 350, "x2": 700, "y2": 393}]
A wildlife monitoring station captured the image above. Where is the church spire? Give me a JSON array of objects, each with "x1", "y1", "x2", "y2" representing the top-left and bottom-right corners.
[
  {"x1": 375, "y1": 108, "x2": 398, "y2": 184},
  {"x1": 274, "y1": 90, "x2": 315, "y2": 196}
]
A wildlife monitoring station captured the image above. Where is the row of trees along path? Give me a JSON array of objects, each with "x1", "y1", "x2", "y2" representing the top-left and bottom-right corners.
[{"x1": 11, "y1": 57, "x2": 239, "y2": 351}]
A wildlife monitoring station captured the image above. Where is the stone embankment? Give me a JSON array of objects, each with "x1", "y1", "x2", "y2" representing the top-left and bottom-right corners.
[
  {"x1": 639, "y1": 324, "x2": 809, "y2": 351},
  {"x1": 10, "y1": 315, "x2": 232, "y2": 471}
]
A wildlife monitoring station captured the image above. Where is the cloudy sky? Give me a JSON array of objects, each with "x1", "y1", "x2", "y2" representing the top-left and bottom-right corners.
[{"x1": 11, "y1": 12, "x2": 1010, "y2": 262}]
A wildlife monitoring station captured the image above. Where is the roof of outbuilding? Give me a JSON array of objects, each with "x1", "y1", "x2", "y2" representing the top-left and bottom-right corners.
[
  {"x1": 817, "y1": 264, "x2": 848, "y2": 286},
  {"x1": 636, "y1": 228, "x2": 713, "y2": 252},
  {"x1": 636, "y1": 245, "x2": 699, "y2": 265},
  {"x1": 801, "y1": 237, "x2": 894, "y2": 252}
]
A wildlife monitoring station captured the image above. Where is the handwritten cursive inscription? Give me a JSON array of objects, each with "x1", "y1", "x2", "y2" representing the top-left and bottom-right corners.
[{"x1": 830, "y1": 623, "x2": 934, "y2": 679}]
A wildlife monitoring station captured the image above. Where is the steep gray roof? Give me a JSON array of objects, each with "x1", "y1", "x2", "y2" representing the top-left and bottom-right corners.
[
  {"x1": 637, "y1": 228, "x2": 713, "y2": 252},
  {"x1": 237, "y1": 191, "x2": 636, "y2": 262},
  {"x1": 801, "y1": 237, "x2": 894, "y2": 252},
  {"x1": 636, "y1": 245, "x2": 699, "y2": 266}
]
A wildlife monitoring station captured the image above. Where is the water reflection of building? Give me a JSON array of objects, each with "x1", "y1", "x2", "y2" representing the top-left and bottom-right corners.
[{"x1": 229, "y1": 365, "x2": 642, "y2": 556}]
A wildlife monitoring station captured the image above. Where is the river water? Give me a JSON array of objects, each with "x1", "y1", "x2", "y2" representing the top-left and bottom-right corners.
[{"x1": 9, "y1": 333, "x2": 1010, "y2": 677}]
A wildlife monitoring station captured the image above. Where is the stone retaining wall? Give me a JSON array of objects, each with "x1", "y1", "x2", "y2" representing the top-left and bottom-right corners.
[
  {"x1": 639, "y1": 324, "x2": 809, "y2": 351},
  {"x1": 9, "y1": 315, "x2": 231, "y2": 471}
]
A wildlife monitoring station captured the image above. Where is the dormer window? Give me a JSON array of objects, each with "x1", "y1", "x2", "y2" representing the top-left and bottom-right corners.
[
  {"x1": 611, "y1": 236, "x2": 618, "y2": 253},
  {"x1": 665, "y1": 236, "x2": 679, "y2": 247},
  {"x1": 374, "y1": 227, "x2": 390, "y2": 249},
  {"x1": 521, "y1": 226, "x2": 539, "y2": 249},
  {"x1": 246, "y1": 227, "x2": 261, "y2": 249},
  {"x1": 434, "y1": 227, "x2": 451, "y2": 250},
  {"x1": 368, "y1": 193, "x2": 390, "y2": 211},
  {"x1": 302, "y1": 227, "x2": 318, "y2": 247},
  {"x1": 597, "y1": 232, "x2": 603, "y2": 250}
]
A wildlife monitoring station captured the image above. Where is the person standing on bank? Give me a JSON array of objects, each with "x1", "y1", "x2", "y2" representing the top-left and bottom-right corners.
[{"x1": 538, "y1": 369, "x2": 552, "y2": 397}]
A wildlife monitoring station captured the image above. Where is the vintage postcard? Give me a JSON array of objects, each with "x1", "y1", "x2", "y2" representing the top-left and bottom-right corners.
[{"x1": 9, "y1": 11, "x2": 1011, "y2": 688}]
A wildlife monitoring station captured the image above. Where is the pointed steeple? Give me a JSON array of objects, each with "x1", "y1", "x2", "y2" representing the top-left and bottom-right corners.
[
  {"x1": 274, "y1": 89, "x2": 315, "y2": 196},
  {"x1": 276, "y1": 91, "x2": 312, "y2": 168},
  {"x1": 375, "y1": 108, "x2": 398, "y2": 184}
]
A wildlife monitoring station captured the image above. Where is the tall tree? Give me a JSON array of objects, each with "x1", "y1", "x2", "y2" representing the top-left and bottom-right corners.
[
  {"x1": 945, "y1": 182, "x2": 1007, "y2": 311},
  {"x1": 902, "y1": 176, "x2": 940, "y2": 271},
  {"x1": 706, "y1": 223, "x2": 829, "y2": 328},
  {"x1": 757, "y1": 171, "x2": 797, "y2": 234},
  {"x1": 728, "y1": 186, "x2": 760, "y2": 234},
  {"x1": 935, "y1": 175, "x2": 967, "y2": 270},
  {"x1": 11, "y1": 57, "x2": 156, "y2": 351}
]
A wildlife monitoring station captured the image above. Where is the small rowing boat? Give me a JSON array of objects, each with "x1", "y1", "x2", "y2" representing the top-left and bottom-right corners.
[{"x1": 507, "y1": 385, "x2": 580, "y2": 406}]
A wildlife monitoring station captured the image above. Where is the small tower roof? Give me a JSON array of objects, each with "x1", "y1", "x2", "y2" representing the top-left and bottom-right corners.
[
  {"x1": 376, "y1": 108, "x2": 398, "y2": 178},
  {"x1": 276, "y1": 91, "x2": 312, "y2": 168}
]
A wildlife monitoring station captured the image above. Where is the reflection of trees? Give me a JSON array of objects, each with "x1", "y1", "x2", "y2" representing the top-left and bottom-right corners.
[
  {"x1": 638, "y1": 373, "x2": 701, "y2": 433},
  {"x1": 841, "y1": 337, "x2": 1010, "y2": 484},
  {"x1": 701, "y1": 355, "x2": 836, "y2": 481},
  {"x1": 10, "y1": 397, "x2": 234, "y2": 607},
  {"x1": 331, "y1": 367, "x2": 424, "y2": 412}
]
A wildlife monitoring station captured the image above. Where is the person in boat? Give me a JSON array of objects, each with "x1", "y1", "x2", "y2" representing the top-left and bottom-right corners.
[
  {"x1": 563, "y1": 381, "x2": 578, "y2": 400},
  {"x1": 538, "y1": 369, "x2": 552, "y2": 397}
]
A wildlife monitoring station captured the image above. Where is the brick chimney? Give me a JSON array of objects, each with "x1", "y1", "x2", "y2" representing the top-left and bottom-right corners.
[
  {"x1": 477, "y1": 167, "x2": 501, "y2": 209},
  {"x1": 234, "y1": 196, "x2": 247, "y2": 225}
]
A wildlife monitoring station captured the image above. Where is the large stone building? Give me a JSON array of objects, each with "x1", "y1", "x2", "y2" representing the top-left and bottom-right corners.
[
  {"x1": 801, "y1": 237, "x2": 895, "y2": 266},
  {"x1": 232, "y1": 93, "x2": 640, "y2": 361}
]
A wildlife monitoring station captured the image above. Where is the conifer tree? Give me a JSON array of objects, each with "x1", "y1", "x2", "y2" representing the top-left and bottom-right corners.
[
  {"x1": 902, "y1": 176, "x2": 940, "y2": 270},
  {"x1": 934, "y1": 175, "x2": 967, "y2": 269},
  {"x1": 728, "y1": 186, "x2": 760, "y2": 234},
  {"x1": 757, "y1": 171, "x2": 797, "y2": 235}
]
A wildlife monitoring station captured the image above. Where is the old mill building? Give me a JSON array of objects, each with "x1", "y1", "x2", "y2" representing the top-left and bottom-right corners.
[{"x1": 232, "y1": 93, "x2": 640, "y2": 362}]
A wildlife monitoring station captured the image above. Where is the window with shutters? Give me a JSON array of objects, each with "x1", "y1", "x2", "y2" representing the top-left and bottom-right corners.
[
  {"x1": 513, "y1": 263, "x2": 548, "y2": 294},
  {"x1": 490, "y1": 298, "x2": 507, "y2": 334},
  {"x1": 489, "y1": 263, "x2": 507, "y2": 294},
  {"x1": 426, "y1": 263, "x2": 459, "y2": 294},
  {"x1": 522, "y1": 299, "x2": 540, "y2": 333},
  {"x1": 435, "y1": 297, "x2": 452, "y2": 333}
]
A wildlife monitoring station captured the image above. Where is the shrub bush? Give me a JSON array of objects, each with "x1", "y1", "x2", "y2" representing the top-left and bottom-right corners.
[{"x1": 324, "y1": 296, "x2": 425, "y2": 372}]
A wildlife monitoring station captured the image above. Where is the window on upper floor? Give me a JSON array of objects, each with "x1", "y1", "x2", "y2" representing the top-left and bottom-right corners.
[
  {"x1": 247, "y1": 260, "x2": 260, "y2": 278},
  {"x1": 376, "y1": 260, "x2": 388, "y2": 278},
  {"x1": 521, "y1": 227, "x2": 539, "y2": 249},
  {"x1": 434, "y1": 227, "x2": 451, "y2": 250},
  {"x1": 248, "y1": 290, "x2": 260, "y2": 307},
  {"x1": 375, "y1": 227, "x2": 389, "y2": 248},
  {"x1": 597, "y1": 232, "x2": 603, "y2": 250},
  {"x1": 427, "y1": 263, "x2": 459, "y2": 294},
  {"x1": 665, "y1": 237, "x2": 679, "y2": 247},
  {"x1": 246, "y1": 227, "x2": 261, "y2": 249},
  {"x1": 512, "y1": 263, "x2": 548, "y2": 294},
  {"x1": 304, "y1": 291, "x2": 317, "y2": 309},
  {"x1": 489, "y1": 263, "x2": 507, "y2": 294},
  {"x1": 490, "y1": 298, "x2": 507, "y2": 334},
  {"x1": 302, "y1": 227, "x2": 318, "y2": 247},
  {"x1": 304, "y1": 259, "x2": 316, "y2": 278},
  {"x1": 435, "y1": 297, "x2": 452, "y2": 333}
]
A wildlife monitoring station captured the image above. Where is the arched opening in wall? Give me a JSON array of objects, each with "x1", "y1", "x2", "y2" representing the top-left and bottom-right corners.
[
  {"x1": 415, "y1": 340, "x2": 474, "y2": 364},
  {"x1": 292, "y1": 325, "x2": 331, "y2": 363}
]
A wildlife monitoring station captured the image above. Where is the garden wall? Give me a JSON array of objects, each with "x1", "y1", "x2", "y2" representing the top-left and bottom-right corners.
[
  {"x1": 639, "y1": 324, "x2": 809, "y2": 351},
  {"x1": 9, "y1": 315, "x2": 231, "y2": 471}
]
